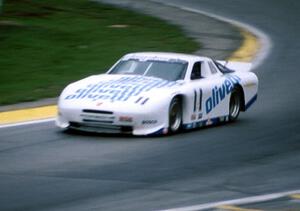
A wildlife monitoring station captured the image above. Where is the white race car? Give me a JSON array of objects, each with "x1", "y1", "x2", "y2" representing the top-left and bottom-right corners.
[{"x1": 56, "y1": 52, "x2": 258, "y2": 135}]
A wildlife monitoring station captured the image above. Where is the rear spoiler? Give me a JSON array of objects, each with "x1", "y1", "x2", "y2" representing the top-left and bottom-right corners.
[{"x1": 217, "y1": 60, "x2": 252, "y2": 72}]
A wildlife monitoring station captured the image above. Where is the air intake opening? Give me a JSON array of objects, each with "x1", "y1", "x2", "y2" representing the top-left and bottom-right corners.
[{"x1": 82, "y1": 109, "x2": 113, "y2": 115}]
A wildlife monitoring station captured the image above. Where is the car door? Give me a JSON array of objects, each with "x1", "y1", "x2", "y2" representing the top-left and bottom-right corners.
[
  {"x1": 186, "y1": 61, "x2": 209, "y2": 125},
  {"x1": 189, "y1": 61, "x2": 228, "y2": 124},
  {"x1": 203, "y1": 61, "x2": 228, "y2": 120}
]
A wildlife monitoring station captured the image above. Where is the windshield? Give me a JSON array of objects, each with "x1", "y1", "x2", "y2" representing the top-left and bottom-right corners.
[{"x1": 109, "y1": 59, "x2": 188, "y2": 81}]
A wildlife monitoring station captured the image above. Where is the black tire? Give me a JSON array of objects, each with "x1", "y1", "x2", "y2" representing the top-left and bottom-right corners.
[
  {"x1": 169, "y1": 97, "x2": 182, "y2": 133},
  {"x1": 229, "y1": 87, "x2": 241, "y2": 122}
]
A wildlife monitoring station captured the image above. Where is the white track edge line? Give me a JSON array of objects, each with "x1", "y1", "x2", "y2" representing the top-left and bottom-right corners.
[
  {"x1": 158, "y1": 189, "x2": 300, "y2": 211},
  {"x1": 0, "y1": 118, "x2": 55, "y2": 129},
  {"x1": 150, "y1": 0, "x2": 272, "y2": 70}
]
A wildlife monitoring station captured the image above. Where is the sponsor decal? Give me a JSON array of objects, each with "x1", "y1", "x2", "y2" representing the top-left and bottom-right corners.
[
  {"x1": 191, "y1": 114, "x2": 196, "y2": 121},
  {"x1": 183, "y1": 115, "x2": 228, "y2": 130},
  {"x1": 119, "y1": 116, "x2": 133, "y2": 122},
  {"x1": 142, "y1": 120, "x2": 158, "y2": 124},
  {"x1": 206, "y1": 119, "x2": 213, "y2": 126},
  {"x1": 65, "y1": 76, "x2": 178, "y2": 102},
  {"x1": 205, "y1": 75, "x2": 241, "y2": 114},
  {"x1": 198, "y1": 113, "x2": 203, "y2": 119}
]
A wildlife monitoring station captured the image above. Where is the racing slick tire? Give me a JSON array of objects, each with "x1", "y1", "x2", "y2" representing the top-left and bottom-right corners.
[
  {"x1": 229, "y1": 87, "x2": 242, "y2": 122},
  {"x1": 169, "y1": 97, "x2": 182, "y2": 133}
]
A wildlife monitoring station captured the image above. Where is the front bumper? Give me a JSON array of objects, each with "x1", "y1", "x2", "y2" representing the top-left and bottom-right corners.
[
  {"x1": 56, "y1": 107, "x2": 168, "y2": 136},
  {"x1": 68, "y1": 121, "x2": 133, "y2": 134}
]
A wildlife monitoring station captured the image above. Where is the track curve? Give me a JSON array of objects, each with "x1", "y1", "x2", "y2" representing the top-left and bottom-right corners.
[{"x1": 1, "y1": 0, "x2": 300, "y2": 210}]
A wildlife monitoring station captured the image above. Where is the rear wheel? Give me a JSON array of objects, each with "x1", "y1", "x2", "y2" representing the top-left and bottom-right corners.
[
  {"x1": 229, "y1": 88, "x2": 241, "y2": 121},
  {"x1": 169, "y1": 97, "x2": 182, "y2": 133}
]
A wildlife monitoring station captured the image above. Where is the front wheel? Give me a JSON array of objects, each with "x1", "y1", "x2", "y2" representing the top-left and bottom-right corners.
[
  {"x1": 169, "y1": 97, "x2": 182, "y2": 133},
  {"x1": 229, "y1": 88, "x2": 241, "y2": 122}
]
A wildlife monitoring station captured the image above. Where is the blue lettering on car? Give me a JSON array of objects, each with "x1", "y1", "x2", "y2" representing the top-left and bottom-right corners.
[
  {"x1": 205, "y1": 75, "x2": 241, "y2": 114},
  {"x1": 65, "y1": 76, "x2": 179, "y2": 102}
]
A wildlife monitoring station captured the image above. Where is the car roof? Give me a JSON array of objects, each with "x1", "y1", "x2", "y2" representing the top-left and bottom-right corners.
[{"x1": 122, "y1": 52, "x2": 210, "y2": 63}]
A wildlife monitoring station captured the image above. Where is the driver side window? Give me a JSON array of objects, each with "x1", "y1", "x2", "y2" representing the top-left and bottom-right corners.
[{"x1": 191, "y1": 62, "x2": 202, "y2": 80}]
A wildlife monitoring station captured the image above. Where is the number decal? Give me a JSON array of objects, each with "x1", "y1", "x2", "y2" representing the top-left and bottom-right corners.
[
  {"x1": 193, "y1": 90, "x2": 197, "y2": 112},
  {"x1": 199, "y1": 89, "x2": 202, "y2": 111}
]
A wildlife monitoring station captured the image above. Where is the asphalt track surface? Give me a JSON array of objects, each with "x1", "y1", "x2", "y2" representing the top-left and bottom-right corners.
[{"x1": 1, "y1": 0, "x2": 300, "y2": 210}]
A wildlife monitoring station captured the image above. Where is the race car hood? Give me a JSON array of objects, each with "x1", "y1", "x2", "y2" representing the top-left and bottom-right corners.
[{"x1": 59, "y1": 74, "x2": 182, "y2": 110}]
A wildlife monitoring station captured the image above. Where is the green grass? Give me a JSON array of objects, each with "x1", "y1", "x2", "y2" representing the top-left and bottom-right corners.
[{"x1": 0, "y1": 0, "x2": 199, "y2": 105}]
